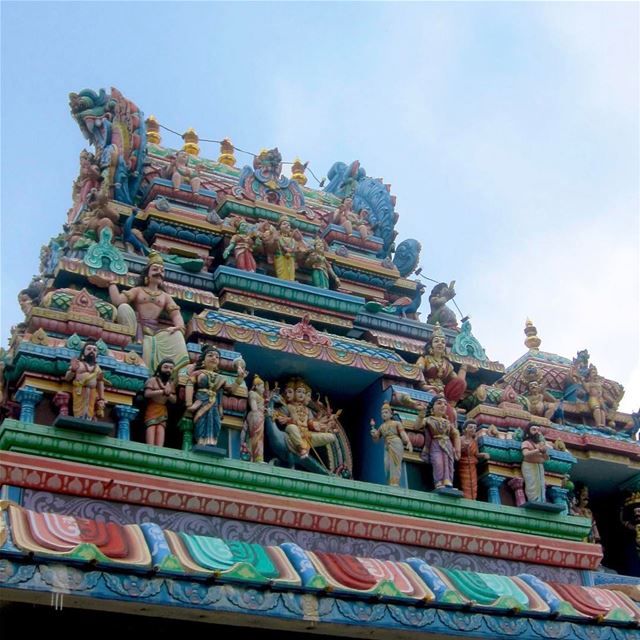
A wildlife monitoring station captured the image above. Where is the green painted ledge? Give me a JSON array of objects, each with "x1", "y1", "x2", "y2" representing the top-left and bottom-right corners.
[{"x1": 0, "y1": 420, "x2": 591, "y2": 541}]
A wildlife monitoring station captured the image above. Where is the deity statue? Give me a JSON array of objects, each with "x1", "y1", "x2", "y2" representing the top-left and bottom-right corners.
[
  {"x1": 333, "y1": 198, "x2": 372, "y2": 240},
  {"x1": 223, "y1": 219, "x2": 258, "y2": 272},
  {"x1": 582, "y1": 365, "x2": 614, "y2": 429},
  {"x1": 68, "y1": 150, "x2": 102, "y2": 223},
  {"x1": 416, "y1": 323, "x2": 471, "y2": 423},
  {"x1": 570, "y1": 484, "x2": 600, "y2": 543},
  {"x1": 242, "y1": 375, "x2": 267, "y2": 462},
  {"x1": 526, "y1": 380, "x2": 559, "y2": 420},
  {"x1": 274, "y1": 377, "x2": 338, "y2": 459},
  {"x1": 521, "y1": 424, "x2": 550, "y2": 503},
  {"x1": 143, "y1": 358, "x2": 177, "y2": 447},
  {"x1": 271, "y1": 218, "x2": 303, "y2": 281},
  {"x1": 415, "y1": 396, "x2": 461, "y2": 490},
  {"x1": 96, "y1": 251, "x2": 189, "y2": 373},
  {"x1": 185, "y1": 346, "x2": 246, "y2": 447},
  {"x1": 64, "y1": 339, "x2": 106, "y2": 420},
  {"x1": 427, "y1": 282, "x2": 459, "y2": 330},
  {"x1": 165, "y1": 150, "x2": 202, "y2": 194},
  {"x1": 370, "y1": 403, "x2": 412, "y2": 486},
  {"x1": 304, "y1": 237, "x2": 341, "y2": 289},
  {"x1": 458, "y1": 420, "x2": 490, "y2": 500}
]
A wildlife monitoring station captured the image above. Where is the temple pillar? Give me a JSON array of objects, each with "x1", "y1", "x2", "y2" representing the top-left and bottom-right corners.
[
  {"x1": 482, "y1": 473, "x2": 504, "y2": 505},
  {"x1": 15, "y1": 386, "x2": 43, "y2": 423},
  {"x1": 508, "y1": 477, "x2": 527, "y2": 507},
  {"x1": 114, "y1": 405, "x2": 138, "y2": 441},
  {"x1": 547, "y1": 486, "x2": 569, "y2": 515}
]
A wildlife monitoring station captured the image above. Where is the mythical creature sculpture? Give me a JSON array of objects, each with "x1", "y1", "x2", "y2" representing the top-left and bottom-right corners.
[
  {"x1": 235, "y1": 148, "x2": 305, "y2": 210},
  {"x1": 364, "y1": 282, "x2": 425, "y2": 320},
  {"x1": 451, "y1": 320, "x2": 488, "y2": 361},
  {"x1": 69, "y1": 87, "x2": 146, "y2": 205},
  {"x1": 324, "y1": 160, "x2": 397, "y2": 258},
  {"x1": 370, "y1": 403, "x2": 412, "y2": 486},
  {"x1": 427, "y1": 282, "x2": 458, "y2": 330},
  {"x1": 392, "y1": 238, "x2": 422, "y2": 277}
]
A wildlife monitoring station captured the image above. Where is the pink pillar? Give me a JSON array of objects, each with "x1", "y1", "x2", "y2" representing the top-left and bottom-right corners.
[{"x1": 508, "y1": 477, "x2": 527, "y2": 507}]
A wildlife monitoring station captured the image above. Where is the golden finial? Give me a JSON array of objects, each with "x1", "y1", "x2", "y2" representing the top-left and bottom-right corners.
[
  {"x1": 291, "y1": 158, "x2": 308, "y2": 186},
  {"x1": 145, "y1": 115, "x2": 161, "y2": 144},
  {"x1": 182, "y1": 128, "x2": 200, "y2": 156},
  {"x1": 218, "y1": 138, "x2": 236, "y2": 167},
  {"x1": 524, "y1": 318, "x2": 542, "y2": 350}
]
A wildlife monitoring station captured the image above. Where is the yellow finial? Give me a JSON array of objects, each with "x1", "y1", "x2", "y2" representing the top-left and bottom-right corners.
[
  {"x1": 182, "y1": 128, "x2": 200, "y2": 156},
  {"x1": 291, "y1": 158, "x2": 308, "y2": 186},
  {"x1": 145, "y1": 115, "x2": 161, "y2": 144},
  {"x1": 218, "y1": 138, "x2": 236, "y2": 167},
  {"x1": 524, "y1": 318, "x2": 541, "y2": 350}
]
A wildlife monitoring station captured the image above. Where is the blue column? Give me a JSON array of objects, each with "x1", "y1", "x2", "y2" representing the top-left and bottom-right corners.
[
  {"x1": 114, "y1": 405, "x2": 139, "y2": 441},
  {"x1": 15, "y1": 386, "x2": 43, "y2": 423},
  {"x1": 481, "y1": 473, "x2": 504, "y2": 505},
  {"x1": 547, "y1": 486, "x2": 569, "y2": 515}
]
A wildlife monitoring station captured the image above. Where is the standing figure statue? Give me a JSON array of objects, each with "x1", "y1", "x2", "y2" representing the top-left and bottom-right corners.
[
  {"x1": 274, "y1": 378, "x2": 337, "y2": 458},
  {"x1": 223, "y1": 220, "x2": 258, "y2": 272},
  {"x1": 304, "y1": 237, "x2": 341, "y2": 289},
  {"x1": 582, "y1": 365, "x2": 612, "y2": 429},
  {"x1": 417, "y1": 323, "x2": 471, "y2": 423},
  {"x1": 68, "y1": 150, "x2": 102, "y2": 223},
  {"x1": 370, "y1": 403, "x2": 412, "y2": 486},
  {"x1": 458, "y1": 420, "x2": 490, "y2": 500},
  {"x1": 416, "y1": 395, "x2": 461, "y2": 490},
  {"x1": 521, "y1": 424, "x2": 550, "y2": 503},
  {"x1": 185, "y1": 346, "x2": 246, "y2": 447},
  {"x1": 97, "y1": 251, "x2": 189, "y2": 373},
  {"x1": 427, "y1": 282, "x2": 459, "y2": 330},
  {"x1": 165, "y1": 150, "x2": 202, "y2": 194},
  {"x1": 571, "y1": 485, "x2": 600, "y2": 543},
  {"x1": 272, "y1": 218, "x2": 302, "y2": 281},
  {"x1": 143, "y1": 358, "x2": 176, "y2": 447},
  {"x1": 64, "y1": 339, "x2": 106, "y2": 420},
  {"x1": 242, "y1": 374, "x2": 267, "y2": 462}
]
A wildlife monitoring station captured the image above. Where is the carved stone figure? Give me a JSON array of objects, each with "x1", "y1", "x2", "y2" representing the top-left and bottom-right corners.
[
  {"x1": 242, "y1": 375, "x2": 266, "y2": 462},
  {"x1": 68, "y1": 150, "x2": 101, "y2": 223},
  {"x1": 96, "y1": 251, "x2": 189, "y2": 373},
  {"x1": 458, "y1": 420, "x2": 490, "y2": 500},
  {"x1": 304, "y1": 237, "x2": 341, "y2": 289},
  {"x1": 274, "y1": 378, "x2": 338, "y2": 459},
  {"x1": 223, "y1": 220, "x2": 258, "y2": 272},
  {"x1": 333, "y1": 198, "x2": 372, "y2": 239},
  {"x1": 427, "y1": 282, "x2": 458, "y2": 330},
  {"x1": 165, "y1": 150, "x2": 202, "y2": 194},
  {"x1": 521, "y1": 424, "x2": 550, "y2": 503},
  {"x1": 64, "y1": 339, "x2": 106, "y2": 420},
  {"x1": 143, "y1": 358, "x2": 177, "y2": 447},
  {"x1": 185, "y1": 346, "x2": 245, "y2": 447},
  {"x1": 571, "y1": 484, "x2": 600, "y2": 543},
  {"x1": 526, "y1": 380, "x2": 560, "y2": 419},
  {"x1": 416, "y1": 323, "x2": 470, "y2": 423},
  {"x1": 370, "y1": 403, "x2": 412, "y2": 486},
  {"x1": 272, "y1": 218, "x2": 302, "y2": 281},
  {"x1": 582, "y1": 365, "x2": 613, "y2": 429},
  {"x1": 416, "y1": 396, "x2": 461, "y2": 490}
]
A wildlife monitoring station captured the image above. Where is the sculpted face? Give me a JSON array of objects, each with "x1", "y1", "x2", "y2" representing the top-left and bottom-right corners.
[
  {"x1": 284, "y1": 386, "x2": 295, "y2": 403},
  {"x1": 294, "y1": 385, "x2": 307, "y2": 403},
  {"x1": 18, "y1": 293, "x2": 32, "y2": 315},
  {"x1": 381, "y1": 406, "x2": 392, "y2": 421},
  {"x1": 280, "y1": 220, "x2": 291, "y2": 234},
  {"x1": 160, "y1": 362, "x2": 175, "y2": 376},
  {"x1": 430, "y1": 335, "x2": 446, "y2": 356},
  {"x1": 204, "y1": 349, "x2": 220, "y2": 370},
  {"x1": 148, "y1": 263, "x2": 165, "y2": 283},
  {"x1": 255, "y1": 382, "x2": 265, "y2": 395},
  {"x1": 432, "y1": 398, "x2": 447, "y2": 417},
  {"x1": 464, "y1": 422, "x2": 477, "y2": 437}
]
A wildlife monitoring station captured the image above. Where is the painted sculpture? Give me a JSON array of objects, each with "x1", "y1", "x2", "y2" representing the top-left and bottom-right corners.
[
  {"x1": 370, "y1": 403, "x2": 412, "y2": 486},
  {"x1": 427, "y1": 282, "x2": 459, "y2": 330},
  {"x1": 143, "y1": 358, "x2": 177, "y2": 447},
  {"x1": 272, "y1": 218, "x2": 302, "y2": 281},
  {"x1": 63, "y1": 339, "x2": 106, "y2": 420},
  {"x1": 165, "y1": 150, "x2": 202, "y2": 194},
  {"x1": 98, "y1": 251, "x2": 189, "y2": 372},
  {"x1": 458, "y1": 420, "x2": 490, "y2": 500},
  {"x1": 185, "y1": 346, "x2": 246, "y2": 447},
  {"x1": 242, "y1": 374, "x2": 267, "y2": 463},
  {"x1": 333, "y1": 198, "x2": 372, "y2": 239},
  {"x1": 68, "y1": 149, "x2": 101, "y2": 223},
  {"x1": 417, "y1": 323, "x2": 470, "y2": 423},
  {"x1": 571, "y1": 485, "x2": 600, "y2": 543},
  {"x1": 416, "y1": 396, "x2": 461, "y2": 490},
  {"x1": 223, "y1": 219, "x2": 258, "y2": 272},
  {"x1": 304, "y1": 237, "x2": 341, "y2": 289},
  {"x1": 521, "y1": 424, "x2": 550, "y2": 503},
  {"x1": 273, "y1": 377, "x2": 338, "y2": 460},
  {"x1": 526, "y1": 379, "x2": 559, "y2": 420}
]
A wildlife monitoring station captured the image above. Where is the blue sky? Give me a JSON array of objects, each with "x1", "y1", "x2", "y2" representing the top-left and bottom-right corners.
[{"x1": 1, "y1": 2, "x2": 638, "y2": 411}]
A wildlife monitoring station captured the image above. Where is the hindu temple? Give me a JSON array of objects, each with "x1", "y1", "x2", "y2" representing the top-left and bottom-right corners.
[{"x1": 1, "y1": 87, "x2": 639, "y2": 638}]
